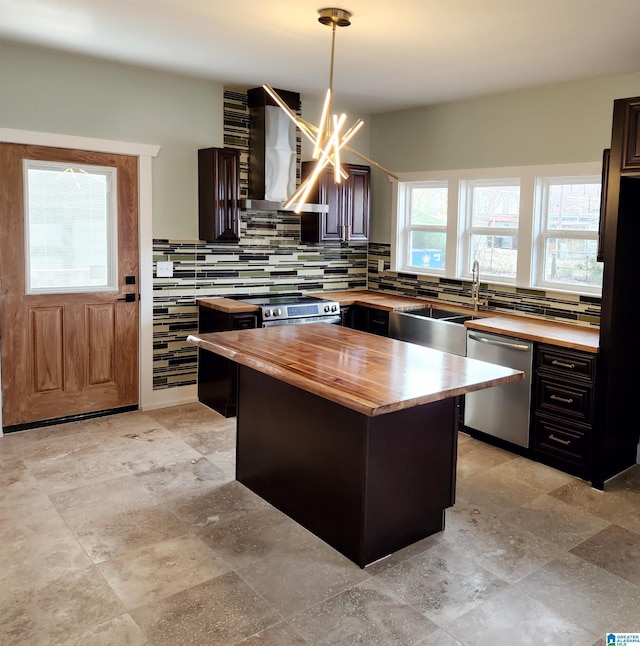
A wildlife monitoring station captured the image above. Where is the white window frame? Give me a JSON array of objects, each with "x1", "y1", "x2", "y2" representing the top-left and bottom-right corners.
[
  {"x1": 24, "y1": 159, "x2": 118, "y2": 295},
  {"x1": 392, "y1": 161, "x2": 602, "y2": 296},
  {"x1": 460, "y1": 177, "x2": 521, "y2": 285},
  {"x1": 397, "y1": 180, "x2": 449, "y2": 276},
  {"x1": 533, "y1": 175, "x2": 603, "y2": 295}
]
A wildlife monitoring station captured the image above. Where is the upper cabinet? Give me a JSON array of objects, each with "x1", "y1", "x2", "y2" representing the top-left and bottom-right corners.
[
  {"x1": 300, "y1": 162, "x2": 371, "y2": 243},
  {"x1": 619, "y1": 97, "x2": 640, "y2": 172},
  {"x1": 198, "y1": 147, "x2": 240, "y2": 243}
]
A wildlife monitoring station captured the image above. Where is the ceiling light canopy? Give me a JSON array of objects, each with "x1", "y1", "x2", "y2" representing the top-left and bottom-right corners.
[{"x1": 263, "y1": 7, "x2": 397, "y2": 214}]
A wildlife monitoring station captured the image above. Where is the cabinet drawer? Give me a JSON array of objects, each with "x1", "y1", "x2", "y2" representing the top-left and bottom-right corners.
[
  {"x1": 535, "y1": 375, "x2": 593, "y2": 423},
  {"x1": 533, "y1": 414, "x2": 589, "y2": 465},
  {"x1": 537, "y1": 345, "x2": 596, "y2": 381},
  {"x1": 232, "y1": 314, "x2": 257, "y2": 330},
  {"x1": 368, "y1": 310, "x2": 390, "y2": 336}
]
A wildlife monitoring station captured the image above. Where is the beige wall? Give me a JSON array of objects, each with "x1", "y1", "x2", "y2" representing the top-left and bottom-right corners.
[
  {"x1": 368, "y1": 72, "x2": 640, "y2": 242},
  {"x1": 2, "y1": 39, "x2": 638, "y2": 243},
  {"x1": 0, "y1": 39, "x2": 224, "y2": 240}
]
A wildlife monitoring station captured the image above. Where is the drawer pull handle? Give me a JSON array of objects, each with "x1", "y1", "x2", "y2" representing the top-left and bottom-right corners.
[
  {"x1": 550, "y1": 394, "x2": 574, "y2": 404},
  {"x1": 549, "y1": 433, "x2": 571, "y2": 446},
  {"x1": 552, "y1": 360, "x2": 575, "y2": 369}
]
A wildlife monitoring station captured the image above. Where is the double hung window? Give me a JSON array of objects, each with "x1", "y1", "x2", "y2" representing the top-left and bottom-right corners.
[
  {"x1": 393, "y1": 162, "x2": 602, "y2": 295},
  {"x1": 535, "y1": 177, "x2": 603, "y2": 290},
  {"x1": 463, "y1": 179, "x2": 520, "y2": 281},
  {"x1": 398, "y1": 182, "x2": 448, "y2": 273}
]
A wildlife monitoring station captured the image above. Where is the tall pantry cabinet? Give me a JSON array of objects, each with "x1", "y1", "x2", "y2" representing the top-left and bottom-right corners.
[{"x1": 593, "y1": 96, "x2": 640, "y2": 489}]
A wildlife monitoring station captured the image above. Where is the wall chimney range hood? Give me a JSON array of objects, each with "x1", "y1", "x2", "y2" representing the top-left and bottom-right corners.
[{"x1": 241, "y1": 87, "x2": 326, "y2": 213}]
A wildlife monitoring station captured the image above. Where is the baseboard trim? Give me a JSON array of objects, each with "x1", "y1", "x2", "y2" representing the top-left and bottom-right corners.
[{"x1": 142, "y1": 385, "x2": 199, "y2": 411}]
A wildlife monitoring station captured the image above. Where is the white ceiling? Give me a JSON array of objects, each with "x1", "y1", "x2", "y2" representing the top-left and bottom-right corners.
[{"x1": 1, "y1": 0, "x2": 639, "y2": 113}]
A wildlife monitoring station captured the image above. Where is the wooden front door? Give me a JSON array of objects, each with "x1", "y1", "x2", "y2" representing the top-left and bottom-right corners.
[{"x1": 0, "y1": 144, "x2": 139, "y2": 429}]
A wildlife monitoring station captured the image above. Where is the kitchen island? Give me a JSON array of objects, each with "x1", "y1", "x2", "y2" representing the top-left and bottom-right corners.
[{"x1": 188, "y1": 323, "x2": 522, "y2": 567}]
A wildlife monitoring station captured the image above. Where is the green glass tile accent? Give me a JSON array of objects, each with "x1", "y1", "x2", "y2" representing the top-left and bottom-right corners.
[
  {"x1": 515, "y1": 287, "x2": 546, "y2": 296},
  {"x1": 577, "y1": 314, "x2": 600, "y2": 325}
]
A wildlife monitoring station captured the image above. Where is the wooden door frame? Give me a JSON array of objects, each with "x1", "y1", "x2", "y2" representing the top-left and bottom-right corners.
[{"x1": 0, "y1": 128, "x2": 160, "y2": 434}]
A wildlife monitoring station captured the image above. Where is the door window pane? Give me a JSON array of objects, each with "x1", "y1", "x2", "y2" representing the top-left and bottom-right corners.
[{"x1": 25, "y1": 161, "x2": 117, "y2": 293}]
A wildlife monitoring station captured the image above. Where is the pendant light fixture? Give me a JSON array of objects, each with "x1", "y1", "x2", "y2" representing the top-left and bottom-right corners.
[{"x1": 263, "y1": 8, "x2": 398, "y2": 214}]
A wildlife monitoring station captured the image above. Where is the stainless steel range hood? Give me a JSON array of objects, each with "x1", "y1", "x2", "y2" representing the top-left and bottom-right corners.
[{"x1": 241, "y1": 87, "x2": 326, "y2": 213}]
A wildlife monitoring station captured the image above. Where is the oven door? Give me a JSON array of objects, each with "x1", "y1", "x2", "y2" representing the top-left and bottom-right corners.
[{"x1": 261, "y1": 315, "x2": 341, "y2": 327}]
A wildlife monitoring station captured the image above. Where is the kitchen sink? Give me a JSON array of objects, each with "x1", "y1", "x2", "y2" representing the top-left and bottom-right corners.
[
  {"x1": 389, "y1": 307, "x2": 476, "y2": 355},
  {"x1": 429, "y1": 308, "x2": 467, "y2": 319}
]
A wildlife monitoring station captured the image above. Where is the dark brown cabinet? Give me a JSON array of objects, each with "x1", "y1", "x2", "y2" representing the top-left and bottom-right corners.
[
  {"x1": 619, "y1": 97, "x2": 640, "y2": 172},
  {"x1": 197, "y1": 306, "x2": 257, "y2": 417},
  {"x1": 594, "y1": 95, "x2": 640, "y2": 489},
  {"x1": 597, "y1": 148, "x2": 610, "y2": 263},
  {"x1": 349, "y1": 305, "x2": 389, "y2": 336},
  {"x1": 198, "y1": 147, "x2": 240, "y2": 243},
  {"x1": 532, "y1": 344, "x2": 596, "y2": 479},
  {"x1": 300, "y1": 163, "x2": 371, "y2": 243}
]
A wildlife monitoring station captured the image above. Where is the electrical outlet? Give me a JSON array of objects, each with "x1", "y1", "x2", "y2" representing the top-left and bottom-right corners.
[
  {"x1": 378, "y1": 259, "x2": 385, "y2": 272},
  {"x1": 156, "y1": 261, "x2": 174, "y2": 278}
]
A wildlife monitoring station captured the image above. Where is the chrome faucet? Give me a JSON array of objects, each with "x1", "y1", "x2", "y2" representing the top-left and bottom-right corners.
[{"x1": 471, "y1": 260, "x2": 481, "y2": 311}]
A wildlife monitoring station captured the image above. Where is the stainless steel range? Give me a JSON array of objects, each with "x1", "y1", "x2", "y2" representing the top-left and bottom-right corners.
[{"x1": 238, "y1": 295, "x2": 341, "y2": 327}]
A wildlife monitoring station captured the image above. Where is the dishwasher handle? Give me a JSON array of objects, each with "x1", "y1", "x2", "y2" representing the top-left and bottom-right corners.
[{"x1": 467, "y1": 333, "x2": 531, "y2": 352}]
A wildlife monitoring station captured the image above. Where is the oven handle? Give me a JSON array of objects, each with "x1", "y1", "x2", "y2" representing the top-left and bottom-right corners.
[{"x1": 262, "y1": 315, "x2": 341, "y2": 327}]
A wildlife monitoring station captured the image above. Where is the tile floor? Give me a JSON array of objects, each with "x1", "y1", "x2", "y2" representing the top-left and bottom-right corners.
[{"x1": 1, "y1": 402, "x2": 638, "y2": 645}]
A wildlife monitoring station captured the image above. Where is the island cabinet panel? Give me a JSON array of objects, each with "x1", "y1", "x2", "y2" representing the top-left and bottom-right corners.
[
  {"x1": 236, "y1": 365, "x2": 458, "y2": 568},
  {"x1": 531, "y1": 344, "x2": 596, "y2": 479},
  {"x1": 198, "y1": 147, "x2": 240, "y2": 243},
  {"x1": 197, "y1": 307, "x2": 257, "y2": 417},
  {"x1": 299, "y1": 162, "x2": 370, "y2": 243}
]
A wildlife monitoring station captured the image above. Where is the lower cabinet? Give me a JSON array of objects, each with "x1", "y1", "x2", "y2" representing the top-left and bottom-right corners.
[
  {"x1": 349, "y1": 305, "x2": 389, "y2": 336},
  {"x1": 531, "y1": 344, "x2": 596, "y2": 479},
  {"x1": 197, "y1": 307, "x2": 257, "y2": 417}
]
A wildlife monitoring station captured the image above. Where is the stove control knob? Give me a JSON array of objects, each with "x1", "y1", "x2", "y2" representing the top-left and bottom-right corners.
[
  {"x1": 273, "y1": 308, "x2": 282, "y2": 317},
  {"x1": 331, "y1": 305, "x2": 337, "y2": 312},
  {"x1": 263, "y1": 310, "x2": 271, "y2": 317},
  {"x1": 324, "y1": 305, "x2": 330, "y2": 313}
]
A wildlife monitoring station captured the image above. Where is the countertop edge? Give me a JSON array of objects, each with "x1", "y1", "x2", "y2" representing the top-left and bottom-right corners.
[{"x1": 187, "y1": 332, "x2": 523, "y2": 417}]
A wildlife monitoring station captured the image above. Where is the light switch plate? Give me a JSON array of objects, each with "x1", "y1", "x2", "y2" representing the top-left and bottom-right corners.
[
  {"x1": 156, "y1": 261, "x2": 174, "y2": 278},
  {"x1": 378, "y1": 259, "x2": 385, "y2": 272}
]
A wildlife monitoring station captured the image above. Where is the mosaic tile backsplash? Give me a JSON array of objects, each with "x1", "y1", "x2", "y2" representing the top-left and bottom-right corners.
[
  {"x1": 367, "y1": 243, "x2": 601, "y2": 326},
  {"x1": 152, "y1": 214, "x2": 367, "y2": 390}
]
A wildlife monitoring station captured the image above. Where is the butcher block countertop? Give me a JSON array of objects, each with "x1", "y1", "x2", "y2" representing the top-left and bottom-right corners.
[
  {"x1": 196, "y1": 290, "x2": 599, "y2": 353},
  {"x1": 310, "y1": 289, "x2": 600, "y2": 354},
  {"x1": 187, "y1": 323, "x2": 523, "y2": 417},
  {"x1": 308, "y1": 289, "x2": 431, "y2": 312},
  {"x1": 196, "y1": 297, "x2": 258, "y2": 313},
  {"x1": 466, "y1": 316, "x2": 599, "y2": 354}
]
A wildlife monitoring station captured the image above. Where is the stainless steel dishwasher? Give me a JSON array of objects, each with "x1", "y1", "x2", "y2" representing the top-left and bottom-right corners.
[{"x1": 464, "y1": 330, "x2": 533, "y2": 448}]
